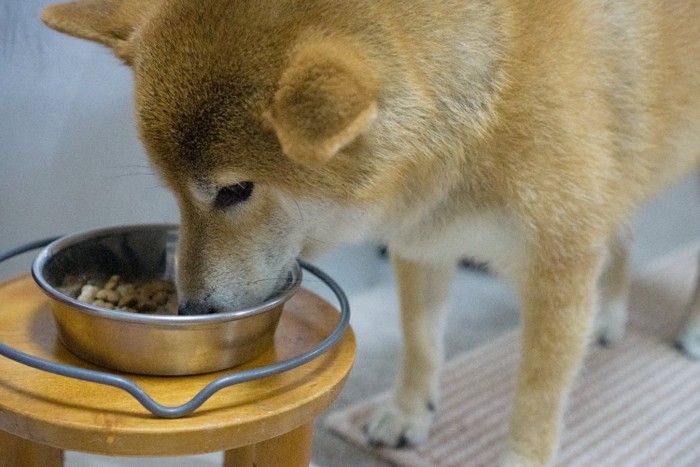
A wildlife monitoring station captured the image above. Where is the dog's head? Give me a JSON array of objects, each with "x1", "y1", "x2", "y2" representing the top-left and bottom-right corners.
[{"x1": 42, "y1": 0, "x2": 389, "y2": 313}]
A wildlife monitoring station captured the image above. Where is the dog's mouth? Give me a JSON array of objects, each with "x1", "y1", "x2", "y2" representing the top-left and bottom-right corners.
[{"x1": 178, "y1": 262, "x2": 300, "y2": 315}]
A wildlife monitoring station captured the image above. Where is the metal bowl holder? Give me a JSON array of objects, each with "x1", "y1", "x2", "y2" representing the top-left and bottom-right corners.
[{"x1": 0, "y1": 237, "x2": 350, "y2": 418}]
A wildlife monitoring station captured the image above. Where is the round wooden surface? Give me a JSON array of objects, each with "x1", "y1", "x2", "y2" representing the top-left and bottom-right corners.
[{"x1": 0, "y1": 276, "x2": 355, "y2": 456}]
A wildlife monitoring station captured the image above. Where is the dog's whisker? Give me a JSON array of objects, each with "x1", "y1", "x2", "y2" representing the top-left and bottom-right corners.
[
  {"x1": 304, "y1": 235, "x2": 333, "y2": 247},
  {"x1": 105, "y1": 163, "x2": 154, "y2": 170},
  {"x1": 242, "y1": 276, "x2": 326, "y2": 294},
  {"x1": 293, "y1": 200, "x2": 305, "y2": 228},
  {"x1": 242, "y1": 277, "x2": 284, "y2": 286},
  {"x1": 108, "y1": 172, "x2": 158, "y2": 179}
]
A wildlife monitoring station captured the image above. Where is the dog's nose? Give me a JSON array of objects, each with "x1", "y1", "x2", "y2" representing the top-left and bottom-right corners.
[{"x1": 178, "y1": 299, "x2": 218, "y2": 315}]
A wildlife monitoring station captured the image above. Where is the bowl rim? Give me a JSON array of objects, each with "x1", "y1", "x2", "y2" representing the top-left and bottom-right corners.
[{"x1": 31, "y1": 223, "x2": 302, "y2": 325}]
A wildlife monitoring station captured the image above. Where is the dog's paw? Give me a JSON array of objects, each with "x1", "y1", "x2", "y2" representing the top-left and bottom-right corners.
[
  {"x1": 364, "y1": 400, "x2": 435, "y2": 448},
  {"x1": 594, "y1": 300, "x2": 627, "y2": 346},
  {"x1": 676, "y1": 314, "x2": 700, "y2": 360}
]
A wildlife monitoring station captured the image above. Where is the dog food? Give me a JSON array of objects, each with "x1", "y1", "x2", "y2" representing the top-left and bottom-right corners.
[{"x1": 61, "y1": 274, "x2": 178, "y2": 314}]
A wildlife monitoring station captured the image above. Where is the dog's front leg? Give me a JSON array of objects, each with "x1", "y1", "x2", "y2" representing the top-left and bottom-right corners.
[
  {"x1": 502, "y1": 250, "x2": 603, "y2": 467},
  {"x1": 365, "y1": 254, "x2": 455, "y2": 448}
]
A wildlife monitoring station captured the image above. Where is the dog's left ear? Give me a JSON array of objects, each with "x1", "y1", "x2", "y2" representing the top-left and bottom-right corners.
[
  {"x1": 264, "y1": 41, "x2": 379, "y2": 166},
  {"x1": 41, "y1": 0, "x2": 146, "y2": 64}
]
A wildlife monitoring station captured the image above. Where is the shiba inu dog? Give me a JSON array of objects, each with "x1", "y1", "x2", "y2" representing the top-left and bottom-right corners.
[{"x1": 42, "y1": 1, "x2": 700, "y2": 465}]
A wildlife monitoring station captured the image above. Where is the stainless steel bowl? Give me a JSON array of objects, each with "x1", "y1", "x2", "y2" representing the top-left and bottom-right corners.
[{"x1": 31, "y1": 224, "x2": 301, "y2": 376}]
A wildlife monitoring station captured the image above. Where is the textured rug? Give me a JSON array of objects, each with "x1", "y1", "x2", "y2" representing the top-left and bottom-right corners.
[{"x1": 325, "y1": 242, "x2": 700, "y2": 467}]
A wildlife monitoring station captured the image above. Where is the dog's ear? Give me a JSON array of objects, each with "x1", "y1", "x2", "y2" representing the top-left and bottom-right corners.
[
  {"x1": 41, "y1": 0, "x2": 145, "y2": 64},
  {"x1": 264, "y1": 41, "x2": 379, "y2": 166}
]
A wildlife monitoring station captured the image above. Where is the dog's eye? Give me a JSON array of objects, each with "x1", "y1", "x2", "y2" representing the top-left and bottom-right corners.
[{"x1": 214, "y1": 182, "x2": 254, "y2": 209}]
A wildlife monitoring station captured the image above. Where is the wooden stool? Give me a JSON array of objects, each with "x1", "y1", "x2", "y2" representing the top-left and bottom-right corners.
[{"x1": 0, "y1": 276, "x2": 355, "y2": 467}]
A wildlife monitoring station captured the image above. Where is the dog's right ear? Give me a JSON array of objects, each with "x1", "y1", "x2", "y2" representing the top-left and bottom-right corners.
[
  {"x1": 41, "y1": 0, "x2": 144, "y2": 64},
  {"x1": 264, "y1": 40, "x2": 379, "y2": 167}
]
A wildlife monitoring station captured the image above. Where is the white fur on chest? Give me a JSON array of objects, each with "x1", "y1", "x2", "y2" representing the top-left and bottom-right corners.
[
  {"x1": 384, "y1": 210, "x2": 528, "y2": 281},
  {"x1": 290, "y1": 194, "x2": 527, "y2": 282}
]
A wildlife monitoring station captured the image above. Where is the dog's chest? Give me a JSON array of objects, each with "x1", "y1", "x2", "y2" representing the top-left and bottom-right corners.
[{"x1": 384, "y1": 209, "x2": 527, "y2": 279}]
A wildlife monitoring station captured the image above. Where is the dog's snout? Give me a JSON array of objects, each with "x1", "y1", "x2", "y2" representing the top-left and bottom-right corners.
[{"x1": 178, "y1": 299, "x2": 219, "y2": 315}]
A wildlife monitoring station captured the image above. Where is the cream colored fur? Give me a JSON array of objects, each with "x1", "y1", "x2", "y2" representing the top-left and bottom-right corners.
[{"x1": 42, "y1": 1, "x2": 700, "y2": 465}]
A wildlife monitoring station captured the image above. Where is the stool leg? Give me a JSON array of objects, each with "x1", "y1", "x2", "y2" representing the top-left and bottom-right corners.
[
  {"x1": 223, "y1": 422, "x2": 313, "y2": 467},
  {"x1": 0, "y1": 430, "x2": 63, "y2": 467},
  {"x1": 223, "y1": 444, "x2": 256, "y2": 467}
]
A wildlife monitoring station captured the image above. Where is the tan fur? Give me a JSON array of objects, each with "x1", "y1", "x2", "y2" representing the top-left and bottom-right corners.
[
  {"x1": 42, "y1": 1, "x2": 700, "y2": 464},
  {"x1": 264, "y1": 39, "x2": 379, "y2": 166}
]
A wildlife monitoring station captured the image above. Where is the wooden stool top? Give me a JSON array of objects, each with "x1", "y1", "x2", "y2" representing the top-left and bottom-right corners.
[{"x1": 0, "y1": 276, "x2": 355, "y2": 457}]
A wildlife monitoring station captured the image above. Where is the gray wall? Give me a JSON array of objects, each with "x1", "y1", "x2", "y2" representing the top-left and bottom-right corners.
[{"x1": 1, "y1": 1, "x2": 179, "y2": 277}]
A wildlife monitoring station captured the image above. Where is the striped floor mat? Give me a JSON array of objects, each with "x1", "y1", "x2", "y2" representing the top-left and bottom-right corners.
[{"x1": 325, "y1": 243, "x2": 700, "y2": 467}]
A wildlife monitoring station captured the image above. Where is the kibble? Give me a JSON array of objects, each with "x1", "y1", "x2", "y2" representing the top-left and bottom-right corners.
[
  {"x1": 77, "y1": 284, "x2": 99, "y2": 302},
  {"x1": 63, "y1": 274, "x2": 177, "y2": 315},
  {"x1": 103, "y1": 275, "x2": 120, "y2": 291},
  {"x1": 96, "y1": 288, "x2": 120, "y2": 303}
]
